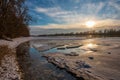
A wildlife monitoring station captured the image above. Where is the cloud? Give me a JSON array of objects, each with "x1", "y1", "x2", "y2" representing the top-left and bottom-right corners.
[
  {"x1": 32, "y1": 0, "x2": 120, "y2": 31},
  {"x1": 30, "y1": 19, "x2": 120, "y2": 30},
  {"x1": 34, "y1": 1, "x2": 119, "y2": 24},
  {"x1": 35, "y1": 7, "x2": 48, "y2": 13},
  {"x1": 35, "y1": 7, "x2": 71, "y2": 17},
  {"x1": 73, "y1": 0, "x2": 80, "y2": 3},
  {"x1": 35, "y1": 7, "x2": 74, "y2": 23},
  {"x1": 80, "y1": 2, "x2": 105, "y2": 15},
  {"x1": 109, "y1": 1, "x2": 120, "y2": 11},
  {"x1": 26, "y1": 0, "x2": 120, "y2": 35},
  {"x1": 35, "y1": 5, "x2": 103, "y2": 24}
]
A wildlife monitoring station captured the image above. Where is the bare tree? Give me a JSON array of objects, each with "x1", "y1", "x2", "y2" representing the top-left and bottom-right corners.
[{"x1": 0, "y1": 0, "x2": 30, "y2": 39}]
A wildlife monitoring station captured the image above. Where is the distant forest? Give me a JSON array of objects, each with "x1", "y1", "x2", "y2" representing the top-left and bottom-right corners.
[
  {"x1": 37, "y1": 29, "x2": 120, "y2": 37},
  {"x1": 0, "y1": 0, "x2": 31, "y2": 39}
]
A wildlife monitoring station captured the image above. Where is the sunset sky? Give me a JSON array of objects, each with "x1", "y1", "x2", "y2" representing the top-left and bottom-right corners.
[{"x1": 26, "y1": 0, "x2": 120, "y2": 35}]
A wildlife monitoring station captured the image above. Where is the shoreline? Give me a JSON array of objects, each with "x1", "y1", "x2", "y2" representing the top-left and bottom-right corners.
[
  {"x1": 0, "y1": 37, "x2": 120, "y2": 80},
  {"x1": 0, "y1": 37, "x2": 32, "y2": 49},
  {"x1": 0, "y1": 37, "x2": 32, "y2": 80}
]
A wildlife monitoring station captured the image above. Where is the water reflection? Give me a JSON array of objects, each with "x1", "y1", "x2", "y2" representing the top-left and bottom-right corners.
[
  {"x1": 44, "y1": 39, "x2": 99, "y2": 54},
  {"x1": 16, "y1": 41, "x2": 77, "y2": 80},
  {"x1": 79, "y1": 39, "x2": 99, "y2": 53},
  {"x1": 85, "y1": 43, "x2": 98, "y2": 49}
]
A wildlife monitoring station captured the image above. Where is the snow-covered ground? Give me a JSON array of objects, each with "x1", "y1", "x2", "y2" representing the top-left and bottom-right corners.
[
  {"x1": 0, "y1": 37, "x2": 32, "y2": 80},
  {"x1": 0, "y1": 37, "x2": 32, "y2": 48}
]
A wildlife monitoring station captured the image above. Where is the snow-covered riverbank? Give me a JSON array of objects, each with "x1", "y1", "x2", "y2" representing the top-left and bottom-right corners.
[
  {"x1": 0, "y1": 37, "x2": 32, "y2": 48},
  {"x1": 0, "y1": 37, "x2": 32, "y2": 80}
]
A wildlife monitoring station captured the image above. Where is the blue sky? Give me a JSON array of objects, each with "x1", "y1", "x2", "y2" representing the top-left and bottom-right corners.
[{"x1": 25, "y1": 0, "x2": 120, "y2": 34}]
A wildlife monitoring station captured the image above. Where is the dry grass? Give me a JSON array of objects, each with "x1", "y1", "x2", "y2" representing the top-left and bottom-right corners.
[{"x1": 0, "y1": 45, "x2": 11, "y2": 64}]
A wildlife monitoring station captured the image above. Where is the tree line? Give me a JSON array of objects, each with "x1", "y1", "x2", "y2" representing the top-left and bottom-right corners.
[
  {"x1": 0, "y1": 0, "x2": 31, "y2": 39},
  {"x1": 37, "y1": 29, "x2": 120, "y2": 37}
]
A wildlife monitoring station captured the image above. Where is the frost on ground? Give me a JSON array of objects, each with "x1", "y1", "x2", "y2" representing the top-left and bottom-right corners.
[
  {"x1": 0, "y1": 37, "x2": 31, "y2": 80},
  {"x1": 0, "y1": 53, "x2": 21, "y2": 80},
  {"x1": 0, "y1": 37, "x2": 32, "y2": 49}
]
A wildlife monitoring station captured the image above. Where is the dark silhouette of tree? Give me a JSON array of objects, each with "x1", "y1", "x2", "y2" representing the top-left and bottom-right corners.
[
  {"x1": 37, "y1": 28, "x2": 120, "y2": 37},
  {"x1": 0, "y1": 0, "x2": 31, "y2": 39}
]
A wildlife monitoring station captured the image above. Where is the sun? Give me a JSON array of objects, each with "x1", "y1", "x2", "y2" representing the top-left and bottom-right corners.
[{"x1": 85, "y1": 21, "x2": 96, "y2": 28}]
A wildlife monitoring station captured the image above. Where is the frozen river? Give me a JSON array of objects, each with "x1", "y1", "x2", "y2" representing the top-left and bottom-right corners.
[{"x1": 17, "y1": 37, "x2": 120, "y2": 80}]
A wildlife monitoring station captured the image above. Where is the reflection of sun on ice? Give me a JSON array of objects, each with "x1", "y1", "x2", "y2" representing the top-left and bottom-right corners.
[
  {"x1": 87, "y1": 43, "x2": 94, "y2": 48},
  {"x1": 85, "y1": 21, "x2": 96, "y2": 28},
  {"x1": 86, "y1": 43, "x2": 98, "y2": 48}
]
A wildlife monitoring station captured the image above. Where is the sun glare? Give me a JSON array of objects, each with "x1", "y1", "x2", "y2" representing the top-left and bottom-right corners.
[
  {"x1": 85, "y1": 21, "x2": 96, "y2": 28},
  {"x1": 86, "y1": 43, "x2": 98, "y2": 48},
  {"x1": 87, "y1": 43, "x2": 94, "y2": 48}
]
